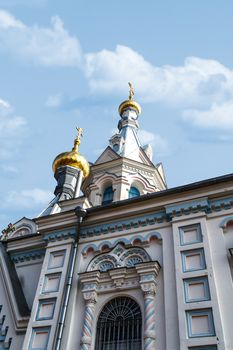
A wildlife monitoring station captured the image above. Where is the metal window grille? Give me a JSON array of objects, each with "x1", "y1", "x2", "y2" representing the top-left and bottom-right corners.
[{"x1": 95, "y1": 297, "x2": 142, "y2": 350}]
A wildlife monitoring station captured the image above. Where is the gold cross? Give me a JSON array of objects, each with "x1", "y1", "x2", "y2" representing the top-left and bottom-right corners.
[
  {"x1": 76, "y1": 126, "x2": 83, "y2": 140},
  {"x1": 128, "y1": 82, "x2": 134, "y2": 100}
]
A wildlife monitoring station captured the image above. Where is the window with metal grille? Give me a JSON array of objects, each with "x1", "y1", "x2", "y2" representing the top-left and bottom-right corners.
[{"x1": 95, "y1": 297, "x2": 142, "y2": 350}]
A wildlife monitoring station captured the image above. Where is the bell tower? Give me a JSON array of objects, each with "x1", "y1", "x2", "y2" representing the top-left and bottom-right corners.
[{"x1": 82, "y1": 83, "x2": 167, "y2": 206}]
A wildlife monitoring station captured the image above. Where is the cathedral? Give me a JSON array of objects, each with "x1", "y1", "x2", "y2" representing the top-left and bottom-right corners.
[{"x1": 0, "y1": 85, "x2": 233, "y2": 350}]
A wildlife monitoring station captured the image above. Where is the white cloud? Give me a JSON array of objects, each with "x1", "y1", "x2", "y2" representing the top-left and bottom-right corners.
[
  {"x1": 0, "y1": 98, "x2": 27, "y2": 160},
  {"x1": 183, "y1": 101, "x2": 233, "y2": 130},
  {"x1": 85, "y1": 45, "x2": 233, "y2": 107},
  {"x1": 2, "y1": 188, "x2": 53, "y2": 209},
  {"x1": 0, "y1": 10, "x2": 25, "y2": 29},
  {"x1": 0, "y1": 98, "x2": 12, "y2": 111},
  {"x1": 46, "y1": 94, "x2": 62, "y2": 108},
  {"x1": 1, "y1": 11, "x2": 233, "y2": 133},
  {"x1": 85, "y1": 45, "x2": 233, "y2": 131},
  {"x1": 0, "y1": 10, "x2": 83, "y2": 66},
  {"x1": 138, "y1": 129, "x2": 169, "y2": 156},
  {"x1": 0, "y1": 98, "x2": 26, "y2": 135}
]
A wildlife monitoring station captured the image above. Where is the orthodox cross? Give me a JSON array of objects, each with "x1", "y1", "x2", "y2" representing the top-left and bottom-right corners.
[
  {"x1": 128, "y1": 82, "x2": 134, "y2": 100},
  {"x1": 76, "y1": 126, "x2": 83, "y2": 139},
  {"x1": 76, "y1": 126, "x2": 83, "y2": 145}
]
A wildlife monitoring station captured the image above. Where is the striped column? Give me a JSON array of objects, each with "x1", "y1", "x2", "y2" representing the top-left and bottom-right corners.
[
  {"x1": 143, "y1": 290, "x2": 156, "y2": 350},
  {"x1": 81, "y1": 292, "x2": 97, "y2": 350}
]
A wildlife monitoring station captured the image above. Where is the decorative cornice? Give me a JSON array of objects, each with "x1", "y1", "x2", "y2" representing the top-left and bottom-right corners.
[
  {"x1": 79, "y1": 261, "x2": 160, "y2": 294},
  {"x1": 165, "y1": 196, "x2": 233, "y2": 219},
  {"x1": 80, "y1": 211, "x2": 167, "y2": 238},
  {"x1": 165, "y1": 198, "x2": 209, "y2": 218},
  {"x1": 43, "y1": 227, "x2": 76, "y2": 242},
  {"x1": 209, "y1": 196, "x2": 233, "y2": 211},
  {"x1": 80, "y1": 196, "x2": 233, "y2": 238},
  {"x1": 11, "y1": 249, "x2": 45, "y2": 263},
  {"x1": 122, "y1": 164, "x2": 154, "y2": 177}
]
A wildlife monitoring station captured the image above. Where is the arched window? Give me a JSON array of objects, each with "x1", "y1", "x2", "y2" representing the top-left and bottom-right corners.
[
  {"x1": 95, "y1": 297, "x2": 142, "y2": 350},
  {"x1": 129, "y1": 186, "x2": 140, "y2": 199},
  {"x1": 102, "y1": 186, "x2": 114, "y2": 205}
]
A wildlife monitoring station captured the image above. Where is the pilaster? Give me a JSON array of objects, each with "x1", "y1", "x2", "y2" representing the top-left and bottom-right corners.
[{"x1": 22, "y1": 233, "x2": 75, "y2": 350}]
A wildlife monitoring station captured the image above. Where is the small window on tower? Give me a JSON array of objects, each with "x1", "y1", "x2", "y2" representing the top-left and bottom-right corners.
[
  {"x1": 102, "y1": 186, "x2": 114, "y2": 205},
  {"x1": 129, "y1": 186, "x2": 140, "y2": 199}
]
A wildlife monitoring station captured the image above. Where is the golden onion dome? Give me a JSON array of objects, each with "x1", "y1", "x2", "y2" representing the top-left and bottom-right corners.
[
  {"x1": 118, "y1": 82, "x2": 141, "y2": 116},
  {"x1": 118, "y1": 99, "x2": 141, "y2": 116},
  {"x1": 52, "y1": 127, "x2": 90, "y2": 177}
]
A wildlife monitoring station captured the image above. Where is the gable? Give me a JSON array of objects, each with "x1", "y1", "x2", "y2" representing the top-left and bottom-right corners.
[
  {"x1": 95, "y1": 146, "x2": 120, "y2": 165},
  {"x1": 138, "y1": 147, "x2": 155, "y2": 166}
]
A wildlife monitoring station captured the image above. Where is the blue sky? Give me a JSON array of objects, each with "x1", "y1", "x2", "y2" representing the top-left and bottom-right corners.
[{"x1": 1, "y1": 0, "x2": 233, "y2": 230}]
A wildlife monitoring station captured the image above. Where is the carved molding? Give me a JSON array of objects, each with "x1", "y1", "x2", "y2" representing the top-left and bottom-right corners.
[
  {"x1": 83, "y1": 291, "x2": 97, "y2": 304},
  {"x1": 87, "y1": 244, "x2": 151, "y2": 272},
  {"x1": 79, "y1": 261, "x2": 161, "y2": 296}
]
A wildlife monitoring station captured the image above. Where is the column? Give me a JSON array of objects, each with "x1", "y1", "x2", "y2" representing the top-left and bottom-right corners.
[
  {"x1": 142, "y1": 285, "x2": 156, "y2": 350},
  {"x1": 136, "y1": 262, "x2": 160, "y2": 350},
  {"x1": 81, "y1": 291, "x2": 97, "y2": 350}
]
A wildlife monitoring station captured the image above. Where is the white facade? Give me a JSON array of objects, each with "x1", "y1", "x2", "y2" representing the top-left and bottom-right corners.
[{"x1": 0, "y1": 96, "x2": 233, "y2": 350}]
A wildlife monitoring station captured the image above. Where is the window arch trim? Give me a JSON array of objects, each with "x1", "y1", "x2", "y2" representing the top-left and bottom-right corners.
[{"x1": 87, "y1": 244, "x2": 151, "y2": 272}]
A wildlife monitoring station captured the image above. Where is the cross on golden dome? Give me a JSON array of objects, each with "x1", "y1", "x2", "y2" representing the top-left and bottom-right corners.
[
  {"x1": 128, "y1": 82, "x2": 134, "y2": 100},
  {"x1": 118, "y1": 82, "x2": 141, "y2": 116},
  {"x1": 52, "y1": 127, "x2": 90, "y2": 177}
]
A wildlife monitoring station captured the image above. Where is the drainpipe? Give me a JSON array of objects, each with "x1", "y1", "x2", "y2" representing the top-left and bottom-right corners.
[{"x1": 55, "y1": 206, "x2": 87, "y2": 350}]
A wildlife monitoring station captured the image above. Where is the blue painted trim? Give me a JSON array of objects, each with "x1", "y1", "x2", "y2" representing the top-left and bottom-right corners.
[
  {"x1": 209, "y1": 196, "x2": 233, "y2": 211},
  {"x1": 11, "y1": 249, "x2": 45, "y2": 263},
  {"x1": 43, "y1": 228, "x2": 76, "y2": 242},
  {"x1": 81, "y1": 244, "x2": 98, "y2": 255},
  {"x1": 166, "y1": 199, "x2": 209, "y2": 218},
  {"x1": 80, "y1": 211, "x2": 167, "y2": 237},
  {"x1": 183, "y1": 276, "x2": 210, "y2": 303},
  {"x1": 36, "y1": 299, "x2": 56, "y2": 321},
  {"x1": 48, "y1": 250, "x2": 66, "y2": 269},
  {"x1": 219, "y1": 216, "x2": 233, "y2": 229},
  {"x1": 29, "y1": 327, "x2": 51, "y2": 350},
  {"x1": 110, "y1": 238, "x2": 131, "y2": 247},
  {"x1": 98, "y1": 241, "x2": 112, "y2": 250},
  {"x1": 182, "y1": 248, "x2": 206, "y2": 273},
  {"x1": 146, "y1": 231, "x2": 162, "y2": 241},
  {"x1": 179, "y1": 224, "x2": 203, "y2": 246},
  {"x1": 186, "y1": 308, "x2": 215, "y2": 338},
  {"x1": 81, "y1": 231, "x2": 163, "y2": 255},
  {"x1": 80, "y1": 196, "x2": 233, "y2": 238},
  {"x1": 42, "y1": 273, "x2": 61, "y2": 294},
  {"x1": 131, "y1": 235, "x2": 144, "y2": 244}
]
